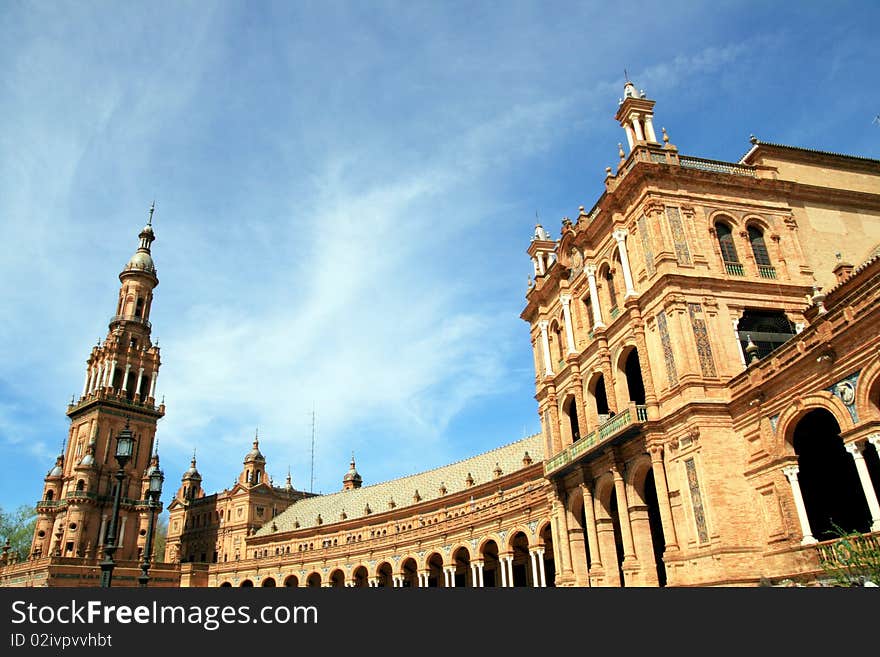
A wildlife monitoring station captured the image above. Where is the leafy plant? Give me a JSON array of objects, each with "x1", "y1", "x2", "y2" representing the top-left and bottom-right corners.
[{"x1": 817, "y1": 523, "x2": 880, "y2": 587}]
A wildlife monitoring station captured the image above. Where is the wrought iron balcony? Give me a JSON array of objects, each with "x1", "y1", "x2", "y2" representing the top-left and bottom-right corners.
[
  {"x1": 725, "y1": 262, "x2": 745, "y2": 276},
  {"x1": 109, "y1": 314, "x2": 152, "y2": 330},
  {"x1": 545, "y1": 404, "x2": 648, "y2": 476},
  {"x1": 758, "y1": 264, "x2": 777, "y2": 279}
]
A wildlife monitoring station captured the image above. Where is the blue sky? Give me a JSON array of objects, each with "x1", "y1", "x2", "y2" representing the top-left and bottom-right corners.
[{"x1": 1, "y1": 1, "x2": 879, "y2": 515}]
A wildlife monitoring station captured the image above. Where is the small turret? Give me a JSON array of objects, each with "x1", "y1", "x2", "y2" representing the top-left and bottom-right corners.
[{"x1": 342, "y1": 454, "x2": 362, "y2": 490}]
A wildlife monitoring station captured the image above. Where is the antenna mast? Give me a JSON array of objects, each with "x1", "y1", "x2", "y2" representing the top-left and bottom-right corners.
[{"x1": 310, "y1": 404, "x2": 316, "y2": 493}]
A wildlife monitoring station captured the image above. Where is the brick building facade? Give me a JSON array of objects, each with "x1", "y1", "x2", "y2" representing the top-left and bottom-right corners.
[{"x1": 2, "y1": 81, "x2": 878, "y2": 587}]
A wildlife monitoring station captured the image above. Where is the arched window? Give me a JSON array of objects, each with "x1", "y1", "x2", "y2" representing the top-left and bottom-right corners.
[
  {"x1": 76, "y1": 479, "x2": 85, "y2": 492},
  {"x1": 747, "y1": 226, "x2": 770, "y2": 265},
  {"x1": 748, "y1": 225, "x2": 776, "y2": 278},
  {"x1": 135, "y1": 298, "x2": 144, "y2": 318},
  {"x1": 605, "y1": 269, "x2": 618, "y2": 312},
  {"x1": 715, "y1": 223, "x2": 739, "y2": 264},
  {"x1": 45, "y1": 490, "x2": 54, "y2": 501}
]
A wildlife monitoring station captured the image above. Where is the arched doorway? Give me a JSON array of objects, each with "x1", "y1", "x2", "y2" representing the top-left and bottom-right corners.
[
  {"x1": 621, "y1": 347, "x2": 646, "y2": 405},
  {"x1": 628, "y1": 464, "x2": 667, "y2": 588},
  {"x1": 400, "y1": 558, "x2": 418, "y2": 588},
  {"x1": 283, "y1": 575, "x2": 299, "y2": 587},
  {"x1": 352, "y1": 566, "x2": 368, "y2": 588},
  {"x1": 306, "y1": 572, "x2": 321, "y2": 588},
  {"x1": 452, "y1": 547, "x2": 471, "y2": 587},
  {"x1": 426, "y1": 553, "x2": 444, "y2": 587},
  {"x1": 329, "y1": 569, "x2": 345, "y2": 588},
  {"x1": 261, "y1": 577, "x2": 276, "y2": 587},
  {"x1": 562, "y1": 396, "x2": 581, "y2": 444},
  {"x1": 480, "y1": 540, "x2": 500, "y2": 587},
  {"x1": 793, "y1": 409, "x2": 871, "y2": 539},
  {"x1": 219, "y1": 581, "x2": 232, "y2": 587},
  {"x1": 377, "y1": 562, "x2": 393, "y2": 588},
  {"x1": 509, "y1": 532, "x2": 532, "y2": 587},
  {"x1": 240, "y1": 579, "x2": 253, "y2": 587},
  {"x1": 539, "y1": 523, "x2": 556, "y2": 587}
]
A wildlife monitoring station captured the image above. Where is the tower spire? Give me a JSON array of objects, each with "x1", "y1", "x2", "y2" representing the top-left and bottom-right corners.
[{"x1": 148, "y1": 200, "x2": 155, "y2": 226}]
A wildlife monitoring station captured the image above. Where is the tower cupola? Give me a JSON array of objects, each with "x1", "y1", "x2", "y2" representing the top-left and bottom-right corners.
[
  {"x1": 342, "y1": 454, "x2": 363, "y2": 490},
  {"x1": 615, "y1": 78, "x2": 660, "y2": 154}
]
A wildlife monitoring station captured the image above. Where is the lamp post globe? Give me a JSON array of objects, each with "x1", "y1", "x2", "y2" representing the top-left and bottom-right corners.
[
  {"x1": 138, "y1": 460, "x2": 164, "y2": 587},
  {"x1": 99, "y1": 418, "x2": 136, "y2": 588}
]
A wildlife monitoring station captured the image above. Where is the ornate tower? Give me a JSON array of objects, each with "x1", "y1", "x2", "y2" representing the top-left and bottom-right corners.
[
  {"x1": 31, "y1": 206, "x2": 166, "y2": 562},
  {"x1": 239, "y1": 432, "x2": 267, "y2": 487}
]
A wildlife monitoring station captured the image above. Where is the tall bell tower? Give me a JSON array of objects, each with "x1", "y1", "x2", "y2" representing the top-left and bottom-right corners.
[{"x1": 31, "y1": 205, "x2": 166, "y2": 562}]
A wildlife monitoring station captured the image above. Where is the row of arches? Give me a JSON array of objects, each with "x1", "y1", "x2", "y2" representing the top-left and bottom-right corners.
[
  {"x1": 220, "y1": 525, "x2": 556, "y2": 588},
  {"x1": 558, "y1": 346, "x2": 648, "y2": 451}
]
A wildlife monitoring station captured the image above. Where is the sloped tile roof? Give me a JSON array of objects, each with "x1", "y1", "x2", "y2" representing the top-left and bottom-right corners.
[{"x1": 257, "y1": 434, "x2": 544, "y2": 535}]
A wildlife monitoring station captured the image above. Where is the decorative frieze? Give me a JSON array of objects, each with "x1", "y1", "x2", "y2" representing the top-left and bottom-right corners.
[
  {"x1": 687, "y1": 303, "x2": 717, "y2": 378},
  {"x1": 656, "y1": 310, "x2": 678, "y2": 388},
  {"x1": 665, "y1": 206, "x2": 692, "y2": 265},
  {"x1": 684, "y1": 458, "x2": 709, "y2": 543}
]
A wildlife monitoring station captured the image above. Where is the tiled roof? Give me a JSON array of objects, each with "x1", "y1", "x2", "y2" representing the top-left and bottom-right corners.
[
  {"x1": 740, "y1": 138, "x2": 880, "y2": 166},
  {"x1": 257, "y1": 434, "x2": 544, "y2": 536}
]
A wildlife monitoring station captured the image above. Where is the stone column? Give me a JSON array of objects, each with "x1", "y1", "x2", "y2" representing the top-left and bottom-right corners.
[
  {"x1": 505, "y1": 556, "x2": 515, "y2": 587},
  {"x1": 95, "y1": 363, "x2": 104, "y2": 392},
  {"x1": 81, "y1": 369, "x2": 91, "y2": 398},
  {"x1": 612, "y1": 229, "x2": 637, "y2": 297},
  {"x1": 470, "y1": 563, "x2": 478, "y2": 588},
  {"x1": 611, "y1": 463, "x2": 637, "y2": 562},
  {"x1": 845, "y1": 441, "x2": 880, "y2": 532},
  {"x1": 135, "y1": 367, "x2": 144, "y2": 398},
  {"x1": 537, "y1": 253, "x2": 546, "y2": 275},
  {"x1": 499, "y1": 556, "x2": 508, "y2": 587},
  {"x1": 579, "y1": 480, "x2": 602, "y2": 569},
  {"x1": 649, "y1": 445, "x2": 679, "y2": 549},
  {"x1": 631, "y1": 114, "x2": 645, "y2": 141},
  {"x1": 98, "y1": 514, "x2": 108, "y2": 547},
  {"x1": 529, "y1": 550, "x2": 541, "y2": 587},
  {"x1": 537, "y1": 549, "x2": 547, "y2": 587},
  {"x1": 149, "y1": 370, "x2": 158, "y2": 400},
  {"x1": 121, "y1": 363, "x2": 131, "y2": 394},
  {"x1": 552, "y1": 491, "x2": 574, "y2": 578},
  {"x1": 782, "y1": 465, "x2": 817, "y2": 545},
  {"x1": 624, "y1": 123, "x2": 635, "y2": 151},
  {"x1": 643, "y1": 114, "x2": 658, "y2": 142},
  {"x1": 585, "y1": 265, "x2": 605, "y2": 328},
  {"x1": 561, "y1": 295, "x2": 577, "y2": 354},
  {"x1": 109, "y1": 359, "x2": 117, "y2": 390},
  {"x1": 539, "y1": 321, "x2": 554, "y2": 376}
]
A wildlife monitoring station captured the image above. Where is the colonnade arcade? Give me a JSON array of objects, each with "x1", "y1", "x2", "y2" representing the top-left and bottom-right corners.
[
  {"x1": 550, "y1": 448, "x2": 675, "y2": 587},
  {"x1": 781, "y1": 403, "x2": 880, "y2": 545},
  {"x1": 218, "y1": 524, "x2": 555, "y2": 588}
]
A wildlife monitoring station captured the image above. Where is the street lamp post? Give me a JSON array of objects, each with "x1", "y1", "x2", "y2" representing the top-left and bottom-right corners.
[
  {"x1": 138, "y1": 461, "x2": 164, "y2": 587},
  {"x1": 99, "y1": 419, "x2": 135, "y2": 588}
]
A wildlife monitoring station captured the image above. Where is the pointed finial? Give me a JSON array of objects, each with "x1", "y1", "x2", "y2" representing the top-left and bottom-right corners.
[
  {"x1": 148, "y1": 201, "x2": 155, "y2": 226},
  {"x1": 191, "y1": 447, "x2": 197, "y2": 466},
  {"x1": 153, "y1": 438, "x2": 159, "y2": 457},
  {"x1": 254, "y1": 427, "x2": 259, "y2": 447},
  {"x1": 745, "y1": 335, "x2": 760, "y2": 364},
  {"x1": 618, "y1": 143, "x2": 625, "y2": 159},
  {"x1": 350, "y1": 451, "x2": 356, "y2": 468},
  {"x1": 662, "y1": 127, "x2": 669, "y2": 144},
  {"x1": 624, "y1": 68, "x2": 629, "y2": 83}
]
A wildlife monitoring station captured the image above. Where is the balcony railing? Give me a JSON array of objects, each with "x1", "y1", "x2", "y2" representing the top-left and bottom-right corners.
[
  {"x1": 725, "y1": 262, "x2": 745, "y2": 276},
  {"x1": 609, "y1": 306, "x2": 620, "y2": 320},
  {"x1": 545, "y1": 404, "x2": 647, "y2": 476},
  {"x1": 758, "y1": 264, "x2": 777, "y2": 279},
  {"x1": 679, "y1": 155, "x2": 757, "y2": 178},
  {"x1": 110, "y1": 314, "x2": 152, "y2": 330},
  {"x1": 815, "y1": 530, "x2": 880, "y2": 584}
]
